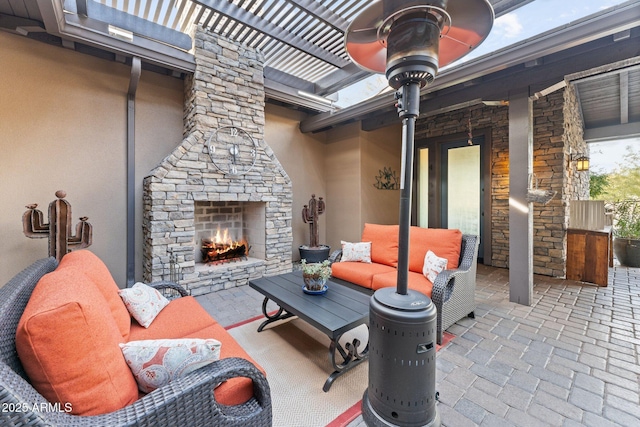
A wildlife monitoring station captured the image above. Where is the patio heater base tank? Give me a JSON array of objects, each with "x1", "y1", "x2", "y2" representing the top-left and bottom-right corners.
[{"x1": 362, "y1": 287, "x2": 440, "y2": 427}]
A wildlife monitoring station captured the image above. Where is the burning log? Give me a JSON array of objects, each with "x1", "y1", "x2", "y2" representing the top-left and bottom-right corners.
[{"x1": 201, "y1": 235, "x2": 249, "y2": 264}]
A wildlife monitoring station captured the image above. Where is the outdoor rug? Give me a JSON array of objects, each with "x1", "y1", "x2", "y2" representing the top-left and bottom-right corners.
[{"x1": 227, "y1": 316, "x2": 454, "y2": 427}]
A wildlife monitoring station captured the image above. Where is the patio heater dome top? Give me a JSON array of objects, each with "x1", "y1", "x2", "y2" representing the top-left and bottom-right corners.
[{"x1": 345, "y1": 0, "x2": 494, "y2": 88}]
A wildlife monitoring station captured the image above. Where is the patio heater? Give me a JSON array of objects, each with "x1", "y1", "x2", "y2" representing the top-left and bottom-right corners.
[{"x1": 345, "y1": 1, "x2": 493, "y2": 426}]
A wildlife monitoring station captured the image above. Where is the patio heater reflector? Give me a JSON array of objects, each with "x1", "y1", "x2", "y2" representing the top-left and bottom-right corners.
[{"x1": 345, "y1": 1, "x2": 493, "y2": 426}]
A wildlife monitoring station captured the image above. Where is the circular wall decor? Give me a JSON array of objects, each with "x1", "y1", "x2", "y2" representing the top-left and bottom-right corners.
[{"x1": 206, "y1": 126, "x2": 258, "y2": 175}]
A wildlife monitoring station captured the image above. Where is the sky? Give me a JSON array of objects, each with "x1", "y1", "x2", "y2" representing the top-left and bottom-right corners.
[
  {"x1": 334, "y1": 0, "x2": 630, "y2": 107},
  {"x1": 447, "y1": 0, "x2": 629, "y2": 67},
  {"x1": 589, "y1": 138, "x2": 640, "y2": 173}
]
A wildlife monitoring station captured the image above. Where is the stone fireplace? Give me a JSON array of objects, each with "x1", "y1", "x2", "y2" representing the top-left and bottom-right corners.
[{"x1": 143, "y1": 27, "x2": 292, "y2": 295}]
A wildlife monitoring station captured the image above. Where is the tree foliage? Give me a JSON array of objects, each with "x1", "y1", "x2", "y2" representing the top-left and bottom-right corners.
[{"x1": 589, "y1": 172, "x2": 609, "y2": 199}]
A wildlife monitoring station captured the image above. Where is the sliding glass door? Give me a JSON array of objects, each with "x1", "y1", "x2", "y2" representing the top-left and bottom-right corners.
[{"x1": 416, "y1": 134, "x2": 488, "y2": 263}]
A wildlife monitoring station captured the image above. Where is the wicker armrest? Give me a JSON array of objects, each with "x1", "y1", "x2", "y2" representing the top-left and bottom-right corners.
[
  {"x1": 430, "y1": 269, "x2": 462, "y2": 305},
  {"x1": 6, "y1": 358, "x2": 271, "y2": 427},
  {"x1": 430, "y1": 235, "x2": 477, "y2": 307},
  {"x1": 328, "y1": 249, "x2": 342, "y2": 264},
  {"x1": 147, "y1": 280, "x2": 190, "y2": 299}
]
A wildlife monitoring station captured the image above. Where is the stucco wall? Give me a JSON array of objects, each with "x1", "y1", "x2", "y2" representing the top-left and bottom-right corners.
[
  {"x1": 325, "y1": 123, "x2": 362, "y2": 252},
  {"x1": 0, "y1": 31, "x2": 183, "y2": 286},
  {"x1": 361, "y1": 126, "x2": 402, "y2": 227},
  {"x1": 264, "y1": 104, "x2": 327, "y2": 258},
  {"x1": 324, "y1": 123, "x2": 402, "y2": 253}
]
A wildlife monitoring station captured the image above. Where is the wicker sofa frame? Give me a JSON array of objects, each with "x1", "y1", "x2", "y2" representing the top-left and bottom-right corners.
[
  {"x1": 330, "y1": 234, "x2": 479, "y2": 345},
  {"x1": 0, "y1": 257, "x2": 272, "y2": 427}
]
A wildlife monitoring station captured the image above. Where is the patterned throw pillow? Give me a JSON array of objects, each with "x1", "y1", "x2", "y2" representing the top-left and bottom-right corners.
[
  {"x1": 118, "y1": 282, "x2": 170, "y2": 328},
  {"x1": 422, "y1": 250, "x2": 448, "y2": 282},
  {"x1": 120, "y1": 338, "x2": 222, "y2": 393},
  {"x1": 340, "y1": 241, "x2": 372, "y2": 263}
]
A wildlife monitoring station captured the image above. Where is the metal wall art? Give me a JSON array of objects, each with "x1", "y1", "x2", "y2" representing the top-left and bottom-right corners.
[
  {"x1": 373, "y1": 167, "x2": 399, "y2": 190},
  {"x1": 23, "y1": 190, "x2": 93, "y2": 261}
]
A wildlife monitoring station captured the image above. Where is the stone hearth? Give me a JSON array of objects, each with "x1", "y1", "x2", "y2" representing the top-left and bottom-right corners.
[{"x1": 143, "y1": 27, "x2": 292, "y2": 295}]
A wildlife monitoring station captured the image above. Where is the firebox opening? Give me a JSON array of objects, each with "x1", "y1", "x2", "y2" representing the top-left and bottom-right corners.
[{"x1": 194, "y1": 201, "x2": 266, "y2": 265}]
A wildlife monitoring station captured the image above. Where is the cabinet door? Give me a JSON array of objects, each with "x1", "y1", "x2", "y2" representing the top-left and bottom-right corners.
[
  {"x1": 583, "y1": 232, "x2": 610, "y2": 286},
  {"x1": 566, "y1": 231, "x2": 586, "y2": 281}
]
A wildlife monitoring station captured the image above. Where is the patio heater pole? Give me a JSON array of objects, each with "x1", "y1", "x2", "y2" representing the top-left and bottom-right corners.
[
  {"x1": 396, "y1": 81, "x2": 421, "y2": 296},
  {"x1": 345, "y1": 2, "x2": 493, "y2": 426}
]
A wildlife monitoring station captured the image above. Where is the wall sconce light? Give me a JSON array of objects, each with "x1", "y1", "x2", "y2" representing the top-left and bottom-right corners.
[{"x1": 575, "y1": 155, "x2": 590, "y2": 172}]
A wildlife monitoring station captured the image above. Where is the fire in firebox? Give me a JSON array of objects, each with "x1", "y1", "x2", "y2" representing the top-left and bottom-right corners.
[{"x1": 201, "y1": 228, "x2": 249, "y2": 264}]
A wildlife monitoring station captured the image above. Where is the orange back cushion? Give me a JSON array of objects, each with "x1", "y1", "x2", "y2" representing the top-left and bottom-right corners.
[
  {"x1": 408, "y1": 227, "x2": 462, "y2": 273},
  {"x1": 361, "y1": 223, "x2": 399, "y2": 267},
  {"x1": 59, "y1": 250, "x2": 131, "y2": 340},
  {"x1": 16, "y1": 265, "x2": 139, "y2": 415}
]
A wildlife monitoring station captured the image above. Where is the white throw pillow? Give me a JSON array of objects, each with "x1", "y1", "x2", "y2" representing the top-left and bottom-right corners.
[
  {"x1": 119, "y1": 282, "x2": 170, "y2": 328},
  {"x1": 120, "y1": 338, "x2": 222, "y2": 393},
  {"x1": 422, "y1": 250, "x2": 448, "y2": 282},
  {"x1": 340, "y1": 241, "x2": 372, "y2": 263}
]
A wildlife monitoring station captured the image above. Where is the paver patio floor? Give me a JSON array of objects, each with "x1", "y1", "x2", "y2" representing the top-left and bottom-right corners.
[{"x1": 196, "y1": 264, "x2": 640, "y2": 426}]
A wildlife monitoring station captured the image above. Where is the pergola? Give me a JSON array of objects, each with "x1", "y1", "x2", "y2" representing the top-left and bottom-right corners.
[{"x1": 2, "y1": 0, "x2": 638, "y2": 134}]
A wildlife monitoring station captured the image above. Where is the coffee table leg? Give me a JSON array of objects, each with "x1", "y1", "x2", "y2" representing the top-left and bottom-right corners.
[
  {"x1": 256, "y1": 297, "x2": 295, "y2": 332},
  {"x1": 323, "y1": 325, "x2": 370, "y2": 392}
]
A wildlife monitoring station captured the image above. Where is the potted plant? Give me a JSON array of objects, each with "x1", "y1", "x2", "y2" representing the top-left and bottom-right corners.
[
  {"x1": 300, "y1": 259, "x2": 332, "y2": 292},
  {"x1": 612, "y1": 199, "x2": 640, "y2": 268},
  {"x1": 299, "y1": 194, "x2": 330, "y2": 262}
]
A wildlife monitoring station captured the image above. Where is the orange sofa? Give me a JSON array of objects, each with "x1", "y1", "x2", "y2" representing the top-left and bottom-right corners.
[
  {"x1": 1, "y1": 250, "x2": 270, "y2": 426},
  {"x1": 331, "y1": 223, "x2": 479, "y2": 344}
]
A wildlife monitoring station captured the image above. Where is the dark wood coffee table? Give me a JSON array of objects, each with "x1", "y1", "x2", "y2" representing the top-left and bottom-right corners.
[{"x1": 249, "y1": 270, "x2": 370, "y2": 391}]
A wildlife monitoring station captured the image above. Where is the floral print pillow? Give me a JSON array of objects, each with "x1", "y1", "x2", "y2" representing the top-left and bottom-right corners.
[
  {"x1": 340, "y1": 241, "x2": 372, "y2": 263},
  {"x1": 120, "y1": 338, "x2": 222, "y2": 393},
  {"x1": 422, "y1": 250, "x2": 448, "y2": 282},
  {"x1": 119, "y1": 282, "x2": 170, "y2": 328}
]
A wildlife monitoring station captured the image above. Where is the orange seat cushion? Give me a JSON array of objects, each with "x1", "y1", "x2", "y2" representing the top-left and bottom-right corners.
[
  {"x1": 409, "y1": 227, "x2": 462, "y2": 273},
  {"x1": 130, "y1": 297, "x2": 264, "y2": 406},
  {"x1": 361, "y1": 223, "x2": 399, "y2": 267},
  {"x1": 59, "y1": 250, "x2": 131, "y2": 340},
  {"x1": 331, "y1": 261, "x2": 396, "y2": 289},
  {"x1": 16, "y1": 264, "x2": 139, "y2": 416},
  {"x1": 128, "y1": 296, "x2": 218, "y2": 342},
  {"x1": 182, "y1": 323, "x2": 266, "y2": 406},
  {"x1": 371, "y1": 270, "x2": 434, "y2": 297}
]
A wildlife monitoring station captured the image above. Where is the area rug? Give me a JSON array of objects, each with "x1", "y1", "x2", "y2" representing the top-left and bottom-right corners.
[{"x1": 227, "y1": 316, "x2": 454, "y2": 427}]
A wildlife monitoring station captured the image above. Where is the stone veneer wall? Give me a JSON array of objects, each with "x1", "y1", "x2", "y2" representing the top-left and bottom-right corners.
[
  {"x1": 415, "y1": 89, "x2": 586, "y2": 277},
  {"x1": 143, "y1": 27, "x2": 293, "y2": 293},
  {"x1": 563, "y1": 84, "x2": 590, "y2": 201}
]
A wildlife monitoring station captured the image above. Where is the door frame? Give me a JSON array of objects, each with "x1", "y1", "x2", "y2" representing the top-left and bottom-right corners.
[{"x1": 413, "y1": 128, "x2": 492, "y2": 264}]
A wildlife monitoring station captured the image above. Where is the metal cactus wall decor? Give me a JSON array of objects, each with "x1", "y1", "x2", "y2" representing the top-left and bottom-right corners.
[
  {"x1": 23, "y1": 190, "x2": 93, "y2": 261},
  {"x1": 301, "y1": 194, "x2": 325, "y2": 248}
]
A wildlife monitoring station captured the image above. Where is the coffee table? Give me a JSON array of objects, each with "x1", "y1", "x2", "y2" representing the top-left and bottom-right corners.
[{"x1": 249, "y1": 271, "x2": 370, "y2": 391}]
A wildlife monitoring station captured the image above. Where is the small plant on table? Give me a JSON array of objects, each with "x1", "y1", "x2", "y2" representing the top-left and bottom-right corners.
[{"x1": 301, "y1": 259, "x2": 332, "y2": 291}]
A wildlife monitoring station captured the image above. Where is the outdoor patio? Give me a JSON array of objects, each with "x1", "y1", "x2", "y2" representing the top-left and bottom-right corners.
[{"x1": 196, "y1": 264, "x2": 640, "y2": 427}]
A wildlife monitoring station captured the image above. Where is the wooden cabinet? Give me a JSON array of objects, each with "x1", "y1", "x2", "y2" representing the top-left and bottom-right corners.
[{"x1": 566, "y1": 228, "x2": 612, "y2": 286}]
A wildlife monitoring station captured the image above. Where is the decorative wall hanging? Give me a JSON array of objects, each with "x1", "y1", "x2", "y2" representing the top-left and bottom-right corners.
[
  {"x1": 373, "y1": 167, "x2": 400, "y2": 190},
  {"x1": 206, "y1": 126, "x2": 258, "y2": 176},
  {"x1": 526, "y1": 174, "x2": 556, "y2": 205},
  {"x1": 23, "y1": 190, "x2": 93, "y2": 261}
]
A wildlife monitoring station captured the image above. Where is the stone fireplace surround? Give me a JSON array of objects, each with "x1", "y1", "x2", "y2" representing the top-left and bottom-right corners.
[{"x1": 142, "y1": 27, "x2": 292, "y2": 295}]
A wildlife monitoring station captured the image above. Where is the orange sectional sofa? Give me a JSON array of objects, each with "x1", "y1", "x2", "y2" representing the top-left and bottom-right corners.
[
  {"x1": 1, "y1": 251, "x2": 271, "y2": 426},
  {"x1": 331, "y1": 223, "x2": 479, "y2": 344}
]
